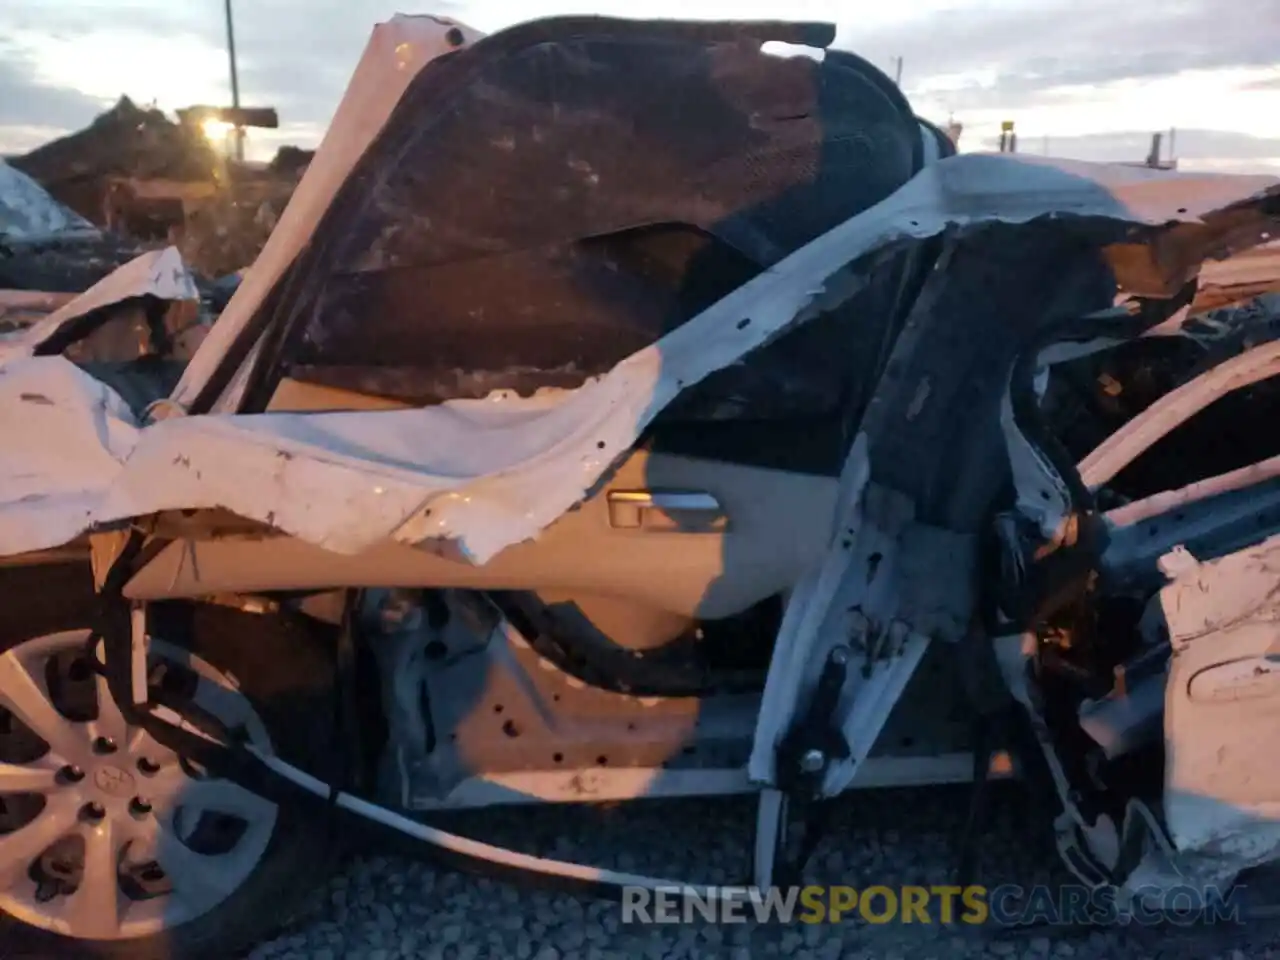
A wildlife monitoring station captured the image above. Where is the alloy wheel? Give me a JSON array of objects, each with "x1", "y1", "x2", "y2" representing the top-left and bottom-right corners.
[{"x1": 0, "y1": 630, "x2": 277, "y2": 941}]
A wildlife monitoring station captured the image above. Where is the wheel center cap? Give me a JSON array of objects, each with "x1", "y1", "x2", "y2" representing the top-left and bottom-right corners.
[{"x1": 93, "y1": 765, "x2": 135, "y2": 797}]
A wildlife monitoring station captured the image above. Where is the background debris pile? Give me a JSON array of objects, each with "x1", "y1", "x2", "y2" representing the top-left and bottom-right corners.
[
  {"x1": 175, "y1": 166, "x2": 302, "y2": 278},
  {"x1": 6, "y1": 97, "x2": 309, "y2": 279},
  {"x1": 8, "y1": 96, "x2": 219, "y2": 224}
]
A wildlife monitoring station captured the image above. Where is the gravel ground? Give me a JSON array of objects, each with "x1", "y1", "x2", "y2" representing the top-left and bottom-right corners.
[{"x1": 245, "y1": 784, "x2": 1280, "y2": 960}]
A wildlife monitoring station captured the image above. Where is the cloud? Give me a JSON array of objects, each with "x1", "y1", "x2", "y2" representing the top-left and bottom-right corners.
[
  {"x1": 8, "y1": 0, "x2": 211, "y2": 37},
  {"x1": 0, "y1": 39, "x2": 111, "y2": 139},
  {"x1": 200, "y1": 0, "x2": 1280, "y2": 136},
  {"x1": 848, "y1": 0, "x2": 1278, "y2": 110},
  {"x1": 1, "y1": 0, "x2": 1277, "y2": 164},
  {"x1": 195, "y1": 0, "x2": 1280, "y2": 135},
  {"x1": 230, "y1": 2, "x2": 425, "y2": 121}
]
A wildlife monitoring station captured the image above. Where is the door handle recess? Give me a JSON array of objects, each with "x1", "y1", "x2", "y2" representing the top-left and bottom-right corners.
[{"x1": 606, "y1": 490, "x2": 726, "y2": 531}]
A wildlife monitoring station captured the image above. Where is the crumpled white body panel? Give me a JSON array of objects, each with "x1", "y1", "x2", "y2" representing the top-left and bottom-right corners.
[
  {"x1": 0, "y1": 15, "x2": 1278, "y2": 565},
  {"x1": 0, "y1": 247, "x2": 198, "y2": 366},
  {"x1": 1130, "y1": 537, "x2": 1280, "y2": 893},
  {"x1": 0, "y1": 361, "x2": 140, "y2": 552},
  {"x1": 1, "y1": 150, "x2": 1278, "y2": 563}
]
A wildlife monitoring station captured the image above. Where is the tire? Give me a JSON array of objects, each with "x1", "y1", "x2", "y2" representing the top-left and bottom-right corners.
[{"x1": 0, "y1": 563, "x2": 340, "y2": 960}]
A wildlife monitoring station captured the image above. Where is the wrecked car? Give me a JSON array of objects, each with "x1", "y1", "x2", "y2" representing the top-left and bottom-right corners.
[
  {"x1": 0, "y1": 13, "x2": 1279, "y2": 959},
  {"x1": 0, "y1": 158, "x2": 153, "y2": 299}
]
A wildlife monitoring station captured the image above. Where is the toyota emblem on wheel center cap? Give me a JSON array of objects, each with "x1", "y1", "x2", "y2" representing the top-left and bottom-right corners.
[{"x1": 93, "y1": 765, "x2": 136, "y2": 797}]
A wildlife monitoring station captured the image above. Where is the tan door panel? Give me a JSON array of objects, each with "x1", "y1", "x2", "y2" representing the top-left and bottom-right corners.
[
  {"x1": 266, "y1": 377, "x2": 413, "y2": 412},
  {"x1": 126, "y1": 448, "x2": 838, "y2": 619}
]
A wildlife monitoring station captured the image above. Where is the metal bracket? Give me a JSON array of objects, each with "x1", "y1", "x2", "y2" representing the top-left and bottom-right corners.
[
  {"x1": 761, "y1": 645, "x2": 853, "y2": 887},
  {"x1": 775, "y1": 644, "x2": 853, "y2": 796}
]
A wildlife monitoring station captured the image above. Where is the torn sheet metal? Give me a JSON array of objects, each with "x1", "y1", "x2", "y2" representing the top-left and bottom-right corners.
[
  {"x1": 0, "y1": 159, "x2": 99, "y2": 245},
  {"x1": 1135, "y1": 241, "x2": 1280, "y2": 338},
  {"x1": 0, "y1": 16, "x2": 1278, "y2": 567},
  {"x1": 1125, "y1": 538, "x2": 1280, "y2": 897},
  {"x1": 749, "y1": 227, "x2": 1124, "y2": 792},
  {"x1": 1192, "y1": 240, "x2": 1280, "y2": 313},
  {"x1": 0, "y1": 246, "x2": 197, "y2": 365},
  {"x1": 0, "y1": 160, "x2": 1277, "y2": 564}
]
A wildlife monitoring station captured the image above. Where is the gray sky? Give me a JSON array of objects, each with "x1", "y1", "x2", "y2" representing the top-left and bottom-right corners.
[{"x1": 3, "y1": 0, "x2": 1279, "y2": 172}]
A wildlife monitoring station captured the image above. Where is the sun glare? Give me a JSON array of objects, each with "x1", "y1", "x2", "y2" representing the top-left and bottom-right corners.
[{"x1": 200, "y1": 117, "x2": 235, "y2": 143}]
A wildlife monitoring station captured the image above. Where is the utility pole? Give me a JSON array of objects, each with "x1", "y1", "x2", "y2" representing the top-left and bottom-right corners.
[
  {"x1": 223, "y1": 0, "x2": 244, "y2": 161},
  {"x1": 893, "y1": 56, "x2": 904, "y2": 86}
]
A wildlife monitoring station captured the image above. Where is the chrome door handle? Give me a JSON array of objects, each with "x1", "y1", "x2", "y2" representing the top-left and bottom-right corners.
[{"x1": 606, "y1": 490, "x2": 726, "y2": 531}]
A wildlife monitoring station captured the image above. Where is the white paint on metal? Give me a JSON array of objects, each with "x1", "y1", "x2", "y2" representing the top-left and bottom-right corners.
[
  {"x1": 0, "y1": 246, "x2": 198, "y2": 365},
  {"x1": 0, "y1": 149, "x2": 1276, "y2": 564},
  {"x1": 1149, "y1": 535, "x2": 1280, "y2": 892}
]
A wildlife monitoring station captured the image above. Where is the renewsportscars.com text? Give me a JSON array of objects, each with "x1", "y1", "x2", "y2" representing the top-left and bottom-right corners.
[{"x1": 621, "y1": 884, "x2": 1246, "y2": 927}]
